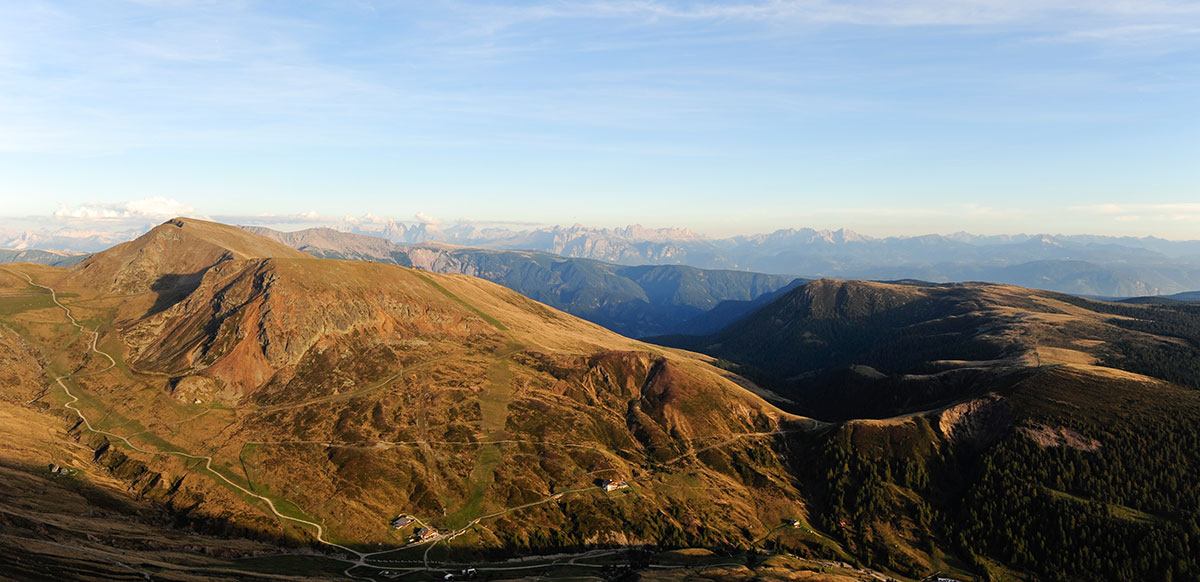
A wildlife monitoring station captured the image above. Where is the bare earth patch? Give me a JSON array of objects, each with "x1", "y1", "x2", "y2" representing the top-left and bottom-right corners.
[{"x1": 1019, "y1": 424, "x2": 1101, "y2": 452}]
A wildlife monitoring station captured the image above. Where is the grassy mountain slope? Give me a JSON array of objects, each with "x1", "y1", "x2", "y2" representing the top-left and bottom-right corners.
[
  {"x1": 6, "y1": 222, "x2": 1199, "y2": 581},
  {"x1": 0, "y1": 218, "x2": 856, "y2": 580},
  {"x1": 659, "y1": 278, "x2": 1200, "y2": 419},
  {"x1": 654, "y1": 278, "x2": 1200, "y2": 581}
]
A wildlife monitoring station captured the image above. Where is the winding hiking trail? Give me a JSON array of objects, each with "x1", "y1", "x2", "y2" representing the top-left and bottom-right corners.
[
  {"x1": 16, "y1": 269, "x2": 822, "y2": 580},
  {"x1": 17, "y1": 272, "x2": 377, "y2": 578},
  {"x1": 19, "y1": 271, "x2": 624, "y2": 579}
]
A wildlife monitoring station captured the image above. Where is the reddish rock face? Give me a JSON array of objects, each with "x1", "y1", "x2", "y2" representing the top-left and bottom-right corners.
[{"x1": 7, "y1": 217, "x2": 806, "y2": 552}]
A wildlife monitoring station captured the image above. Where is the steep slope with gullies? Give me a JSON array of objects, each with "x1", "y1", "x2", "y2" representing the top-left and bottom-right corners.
[
  {"x1": 56, "y1": 218, "x2": 310, "y2": 326},
  {"x1": 70, "y1": 218, "x2": 308, "y2": 291},
  {"x1": 0, "y1": 218, "x2": 830, "y2": 579},
  {"x1": 121, "y1": 257, "x2": 509, "y2": 399}
]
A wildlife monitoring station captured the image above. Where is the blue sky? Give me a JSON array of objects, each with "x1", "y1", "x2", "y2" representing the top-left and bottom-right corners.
[{"x1": 0, "y1": 0, "x2": 1198, "y2": 238}]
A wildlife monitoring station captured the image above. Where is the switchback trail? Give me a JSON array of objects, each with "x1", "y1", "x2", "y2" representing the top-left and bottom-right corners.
[
  {"x1": 16, "y1": 271, "x2": 649, "y2": 579},
  {"x1": 16, "y1": 272, "x2": 372, "y2": 572},
  {"x1": 14, "y1": 268, "x2": 828, "y2": 580}
]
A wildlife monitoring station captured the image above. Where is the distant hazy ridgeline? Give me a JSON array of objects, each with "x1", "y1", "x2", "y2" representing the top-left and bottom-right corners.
[
  {"x1": 296, "y1": 221, "x2": 1200, "y2": 297},
  {"x1": 244, "y1": 226, "x2": 803, "y2": 338}
]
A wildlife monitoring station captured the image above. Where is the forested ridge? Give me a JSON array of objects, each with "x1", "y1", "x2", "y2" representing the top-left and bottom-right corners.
[
  {"x1": 1057, "y1": 295, "x2": 1200, "y2": 389},
  {"x1": 794, "y1": 370, "x2": 1200, "y2": 582}
]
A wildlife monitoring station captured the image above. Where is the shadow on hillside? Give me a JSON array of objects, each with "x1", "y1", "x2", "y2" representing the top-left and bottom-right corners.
[
  {"x1": 0, "y1": 457, "x2": 326, "y2": 580},
  {"x1": 147, "y1": 271, "x2": 207, "y2": 318}
]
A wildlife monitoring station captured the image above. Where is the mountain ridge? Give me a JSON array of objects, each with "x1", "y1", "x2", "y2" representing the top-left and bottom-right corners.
[
  {"x1": 649, "y1": 275, "x2": 1200, "y2": 581},
  {"x1": 3, "y1": 218, "x2": 1200, "y2": 581},
  {"x1": 653, "y1": 277, "x2": 1200, "y2": 419},
  {"x1": 310, "y1": 221, "x2": 1200, "y2": 296},
  {"x1": 1, "y1": 217, "x2": 837, "y2": 579},
  {"x1": 244, "y1": 225, "x2": 802, "y2": 338}
]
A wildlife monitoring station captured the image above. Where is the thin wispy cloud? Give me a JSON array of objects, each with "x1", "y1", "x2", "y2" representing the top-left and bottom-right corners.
[
  {"x1": 53, "y1": 197, "x2": 200, "y2": 222},
  {"x1": 1072, "y1": 203, "x2": 1200, "y2": 225},
  {"x1": 1077, "y1": 203, "x2": 1200, "y2": 214},
  {"x1": 3, "y1": 0, "x2": 1195, "y2": 153},
  {"x1": 414, "y1": 212, "x2": 441, "y2": 225},
  {"x1": 443, "y1": 0, "x2": 1200, "y2": 31},
  {"x1": 0, "y1": 2, "x2": 1195, "y2": 237}
]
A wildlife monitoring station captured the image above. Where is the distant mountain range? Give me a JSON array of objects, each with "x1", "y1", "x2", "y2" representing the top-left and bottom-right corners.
[
  {"x1": 1118, "y1": 290, "x2": 1200, "y2": 304},
  {"x1": 8, "y1": 219, "x2": 1200, "y2": 297},
  {"x1": 0, "y1": 248, "x2": 88, "y2": 267},
  {"x1": 0, "y1": 226, "x2": 139, "y2": 253},
  {"x1": 242, "y1": 226, "x2": 1200, "y2": 339},
  {"x1": 321, "y1": 221, "x2": 1200, "y2": 296}
]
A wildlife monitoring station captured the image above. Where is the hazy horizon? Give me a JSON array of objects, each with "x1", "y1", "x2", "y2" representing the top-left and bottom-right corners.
[{"x1": 5, "y1": 203, "x2": 1200, "y2": 249}]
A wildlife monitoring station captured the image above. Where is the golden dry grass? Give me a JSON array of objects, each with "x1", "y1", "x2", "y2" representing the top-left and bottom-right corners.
[
  {"x1": 0, "y1": 220, "x2": 821, "y2": 561},
  {"x1": 1035, "y1": 346, "x2": 1097, "y2": 366}
]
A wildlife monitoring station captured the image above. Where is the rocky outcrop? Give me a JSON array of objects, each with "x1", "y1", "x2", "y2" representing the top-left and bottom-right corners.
[
  {"x1": 938, "y1": 395, "x2": 1014, "y2": 451},
  {"x1": 123, "y1": 257, "x2": 501, "y2": 399},
  {"x1": 0, "y1": 324, "x2": 44, "y2": 403}
]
